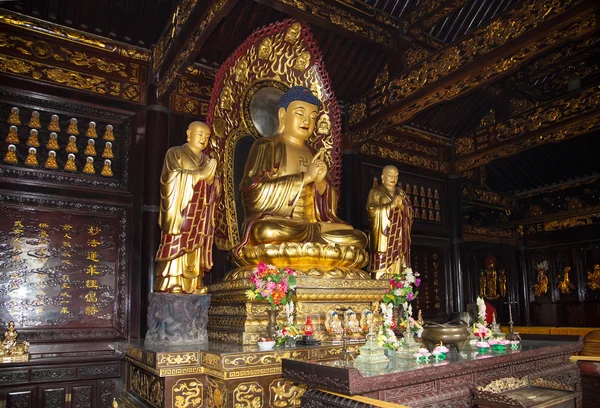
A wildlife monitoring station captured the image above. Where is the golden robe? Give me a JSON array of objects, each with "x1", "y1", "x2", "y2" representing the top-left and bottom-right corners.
[
  {"x1": 154, "y1": 144, "x2": 218, "y2": 293},
  {"x1": 234, "y1": 135, "x2": 366, "y2": 257},
  {"x1": 366, "y1": 183, "x2": 413, "y2": 273}
]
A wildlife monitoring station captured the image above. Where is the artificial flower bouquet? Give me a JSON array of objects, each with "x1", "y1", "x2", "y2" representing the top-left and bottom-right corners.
[
  {"x1": 245, "y1": 262, "x2": 297, "y2": 309},
  {"x1": 275, "y1": 301, "x2": 301, "y2": 347},
  {"x1": 399, "y1": 316, "x2": 423, "y2": 336},
  {"x1": 382, "y1": 263, "x2": 420, "y2": 307},
  {"x1": 377, "y1": 303, "x2": 399, "y2": 351}
]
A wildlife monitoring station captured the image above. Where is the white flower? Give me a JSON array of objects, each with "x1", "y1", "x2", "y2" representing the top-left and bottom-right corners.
[
  {"x1": 393, "y1": 288, "x2": 402, "y2": 296},
  {"x1": 405, "y1": 274, "x2": 415, "y2": 283},
  {"x1": 285, "y1": 301, "x2": 294, "y2": 325},
  {"x1": 476, "y1": 297, "x2": 486, "y2": 323}
]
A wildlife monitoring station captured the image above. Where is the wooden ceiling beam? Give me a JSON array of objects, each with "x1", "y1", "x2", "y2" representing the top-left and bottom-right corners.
[
  {"x1": 402, "y1": 0, "x2": 468, "y2": 49},
  {"x1": 253, "y1": 0, "x2": 399, "y2": 51},
  {"x1": 348, "y1": 0, "x2": 600, "y2": 146},
  {"x1": 454, "y1": 84, "x2": 600, "y2": 172},
  {"x1": 461, "y1": 183, "x2": 516, "y2": 211},
  {"x1": 153, "y1": 0, "x2": 237, "y2": 98}
]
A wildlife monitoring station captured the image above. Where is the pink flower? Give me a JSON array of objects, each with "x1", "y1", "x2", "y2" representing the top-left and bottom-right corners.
[
  {"x1": 415, "y1": 278, "x2": 421, "y2": 287},
  {"x1": 407, "y1": 293, "x2": 414, "y2": 301},
  {"x1": 266, "y1": 281, "x2": 276, "y2": 290}
]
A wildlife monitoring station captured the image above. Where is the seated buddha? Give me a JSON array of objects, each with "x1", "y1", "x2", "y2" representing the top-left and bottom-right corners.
[{"x1": 233, "y1": 86, "x2": 367, "y2": 268}]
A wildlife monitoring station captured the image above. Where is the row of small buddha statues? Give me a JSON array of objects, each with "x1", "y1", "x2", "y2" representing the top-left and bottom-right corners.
[
  {"x1": 7, "y1": 107, "x2": 116, "y2": 141},
  {"x1": 400, "y1": 184, "x2": 442, "y2": 222},
  {"x1": 153, "y1": 86, "x2": 416, "y2": 294},
  {"x1": 4, "y1": 145, "x2": 113, "y2": 176},
  {"x1": 5, "y1": 127, "x2": 114, "y2": 157}
]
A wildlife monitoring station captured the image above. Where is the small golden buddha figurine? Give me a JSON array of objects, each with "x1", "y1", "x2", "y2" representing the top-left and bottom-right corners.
[
  {"x1": 233, "y1": 86, "x2": 367, "y2": 267},
  {"x1": 101, "y1": 159, "x2": 113, "y2": 177},
  {"x1": 28, "y1": 110, "x2": 41, "y2": 129},
  {"x1": 317, "y1": 114, "x2": 330, "y2": 135},
  {"x1": 0, "y1": 321, "x2": 30, "y2": 362},
  {"x1": 435, "y1": 211, "x2": 441, "y2": 221},
  {"x1": 47, "y1": 114, "x2": 60, "y2": 131},
  {"x1": 346, "y1": 309, "x2": 364, "y2": 339},
  {"x1": 360, "y1": 309, "x2": 374, "y2": 333},
  {"x1": 558, "y1": 266, "x2": 576, "y2": 294},
  {"x1": 498, "y1": 269, "x2": 507, "y2": 297},
  {"x1": 44, "y1": 150, "x2": 58, "y2": 169},
  {"x1": 293, "y1": 51, "x2": 311, "y2": 71},
  {"x1": 8, "y1": 107, "x2": 21, "y2": 126},
  {"x1": 220, "y1": 88, "x2": 233, "y2": 110},
  {"x1": 67, "y1": 118, "x2": 79, "y2": 135},
  {"x1": 6, "y1": 125, "x2": 19, "y2": 144},
  {"x1": 534, "y1": 266, "x2": 549, "y2": 297},
  {"x1": 64, "y1": 153, "x2": 77, "y2": 172},
  {"x1": 154, "y1": 121, "x2": 220, "y2": 294},
  {"x1": 82, "y1": 157, "x2": 95, "y2": 174},
  {"x1": 46, "y1": 132, "x2": 60, "y2": 150},
  {"x1": 84, "y1": 139, "x2": 97, "y2": 156},
  {"x1": 86, "y1": 121, "x2": 97, "y2": 138},
  {"x1": 24, "y1": 147, "x2": 38, "y2": 166},
  {"x1": 102, "y1": 141, "x2": 114, "y2": 159},
  {"x1": 26, "y1": 129, "x2": 40, "y2": 147},
  {"x1": 103, "y1": 124, "x2": 115, "y2": 141},
  {"x1": 366, "y1": 165, "x2": 414, "y2": 277},
  {"x1": 66, "y1": 135, "x2": 78, "y2": 153},
  {"x1": 3, "y1": 144, "x2": 18, "y2": 164},
  {"x1": 285, "y1": 22, "x2": 302, "y2": 43},
  {"x1": 587, "y1": 264, "x2": 600, "y2": 291},
  {"x1": 258, "y1": 37, "x2": 272, "y2": 59}
]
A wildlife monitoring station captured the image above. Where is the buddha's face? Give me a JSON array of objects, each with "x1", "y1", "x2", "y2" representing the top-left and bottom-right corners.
[
  {"x1": 382, "y1": 168, "x2": 398, "y2": 190},
  {"x1": 279, "y1": 100, "x2": 318, "y2": 141},
  {"x1": 187, "y1": 122, "x2": 210, "y2": 151}
]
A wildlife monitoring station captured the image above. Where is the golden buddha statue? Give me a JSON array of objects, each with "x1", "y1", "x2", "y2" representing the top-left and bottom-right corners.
[
  {"x1": 154, "y1": 121, "x2": 220, "y2": 294},
  {"x1": 86, "y1": 121, "x2": 97, "y2": 138},
  {"x1": 26, "y1": 129, "x2": 40, "y2": 147},
  {"x1": 101, "y1": 159, "x2": 113, "y2": 177},
  {"x1": 102, "y1": 141, "x2": 114, "y2": 159},
  {"x1": 46, "y1": 132, "x2": 60, "y2": 150},
  {"x1": 558, "y1": 266, "x2": 575, "y2": 294},
  {"x1": 484, "y1": 257, "x2": 499, "y2": 300},
  {"x1": 64, "y1": 153, "x2": 77, "y2": 172},
  {"x1": 103, "y1": 124, "x2": 115, "y2": 141},
  {"x1": 3, "y1": 144, "x2": 18, "y2": 164},
  {"x1": 66, "y1": 135, "x2": 78, "y2": 153},
  {"x1": 67, "y1": 118, "x2": 79, "y2": 135},
  {"x1": 83, "y1": 157, "x2": 95, "y2": 174},
  {"x1": 48, "y1": 114, "x2": 60, "y2": 132},
  {"x1": 534, "y1": 267, "x2": 548, "y2": 297},
  {"x1": 6, "y1": 126, "x2": 19, "y2": 144},
  {"x1": 84, "y1": 139, "x2": 97, "y2": 156},
  {"x1": 0, "y1": 321, "x2": 30, "y2": 362},
  {"x1": 588, "y1": 264, "x2": 600, "y2": 291},
  {"x1": 24, "y1": 147, "x2": 38, "y2": 166},
  {"x1": 232, "y1": 86, "x2": 367, "y2": 268},
  {"x1": 8, "y1": 107, "x2": 21, "y2": 126},
  {"x1": 366, "y1": 165, "x2": 413, "y2": 278},
  {"x1": 498, "y1": 269, "x2": 507, "y2": 297},
  {"x1": 44, "y1": 151, "x2": 58, "y2": 169},
  {"x1": 28, "y1": 110, "x2": 41, "y2": 129}
]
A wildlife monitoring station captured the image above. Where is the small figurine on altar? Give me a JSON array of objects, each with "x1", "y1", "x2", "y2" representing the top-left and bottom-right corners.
[
  {"x1": 498, "y1": 270, "x2": 507, "y2": 298},
  {"x1": 67, "y1": 118, "x2": 79, "y2": 135},
  {"x1": 6, "y1": 125, "x2": 19, "y2": 144},
  {"x1": 0, "y1": 321, "x2": 30, "y2": 362},
  {"x1": 366, "y1": 165, "x2": 414, "y2": 279},
  {"x1": 84, "y1": 139, "x2": 97, "y2": 156},
  {"x1": 24, "y1": 147, "x2": 38, "y2": 166},
  {"x1": 64, "y1": 153, "x2": 77, "y2": 172},
  {"x1": 28, "y1": 110, "x2": 41, "y2": 129},
  {"x1": 325, "y1": 310, "x2": 343, "y2": 342},
  {"x1": 103, "y1": 124, "x2": 115, "y2": 141},
  {"x1": 588, "y1": 264, "x2": 600, "y2": 291},
  {"x1": 66, "y1": 135, "x2": 78, "y2": 153},
  {"x1": 101, "y1": 159, "x2": 113, "y2": 177},
  {"x1": 47, "y1": 114, "x2": 60, "y2": 131},
  {"x1": 86, "y1": 121, "x2": 97, "y2": 138},
  {"x1": 102, "y1": 141, "x2": 114, "y2": 159},
  {"x1": 83, "y1": 157, "x2": 95, "y2": 174},
  {"x1": 346, "y1": 309, "x2": 364, "y2": 339},
  {"x1": 46, "y1": 132, "x2": 60, "y2": 150},
  {"x1": 3, "y1": 144, "x2": 18, "y2": 164},
  {"x1": 44, "y1": 150, "x2": 58, "y2": 169},
  {"x1": 360, "y1": 309, "x2": 374, "y2": 333},
  {"x1": 26, "y1": 129, "x2": 40, "y2": 147},
  {"x1": 8, "y1": 107, "x2": 21, "y2": 126}
]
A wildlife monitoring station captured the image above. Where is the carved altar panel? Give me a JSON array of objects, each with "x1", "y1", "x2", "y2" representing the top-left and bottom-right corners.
[{"x1": 0, "y1": 193, "x2": 128, "y2": 341}]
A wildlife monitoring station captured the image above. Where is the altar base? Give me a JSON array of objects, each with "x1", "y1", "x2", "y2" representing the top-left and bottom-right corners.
[
  {"x1": 208, "y1": 267, "x2": 388, "y2": 344},
  {"x1": 144, "y1": 293, "x2": 210, "y2": 345}
]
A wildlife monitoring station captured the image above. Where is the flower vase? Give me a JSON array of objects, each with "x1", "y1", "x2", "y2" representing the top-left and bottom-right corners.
[
  {"x1": 384, "y1": 348, "x2": 395, "y2": 358},
  {"x1": 285, "y1": 337, "x2": 296, "y2": 348},
  {"x1": 267, "y1": 307, "x2": 278, "y2": 339},
  {"x1": 393, "y1": 305, "x2": 403, "y2": 334}
]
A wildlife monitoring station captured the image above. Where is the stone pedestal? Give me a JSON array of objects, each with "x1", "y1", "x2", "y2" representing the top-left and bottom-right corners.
[{"x1": 144, "y1": 293, "x2": 210, "y2": 345}]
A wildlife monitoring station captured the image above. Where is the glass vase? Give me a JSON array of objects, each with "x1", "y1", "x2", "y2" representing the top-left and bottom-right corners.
[
  {"x1": 285, "y1": 337, "x2": 296, "y2": 348},
  {"x1": 267, "y1": 307, "x2": 278, "y2": 339}
]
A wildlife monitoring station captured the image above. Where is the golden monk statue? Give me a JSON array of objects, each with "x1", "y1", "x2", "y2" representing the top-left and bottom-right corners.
[
  {"x1": 233, "y1": 86, "x2": 366, "y2": 267},
  {"x1": 588, "y1": 264, "x2": 600, "y2": 291},
  {"x1": 484, "y1": 257, "x2": 499, "y2": 300},
  {"x1": 154, "y1": 121, "x2": 220, "y2": 294},
  {"x1": 366, "y1": 165, "x2": 413, "y2": 277}
]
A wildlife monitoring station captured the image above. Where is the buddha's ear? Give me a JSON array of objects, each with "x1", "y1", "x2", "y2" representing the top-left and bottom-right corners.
[
  {"x1": 185, "y1": 127, "x2": 191, "y2": 142},
  {"x1": 277, "y1": 107, "x2": 286, "y2": 134}
]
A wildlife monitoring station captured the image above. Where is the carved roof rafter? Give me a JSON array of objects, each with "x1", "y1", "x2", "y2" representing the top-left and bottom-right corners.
[
  {"x1": 402, "y1": 0, "x2": 469, "y2": 49},
  {"x1": 254, "y1": 0, "x2": 398, "y2": 50},
  {"x1": 455, "y1": 84, "x2": 600, "y2": 172},
  {"x1": 154, "y1": 0, "x2": 237, "y2": 98},
  {"x1": 461, "y1": 184, "x2": 517, "y2": 211},
  {"x1": 349, "y1": 0, "x2": 600, "y2": 147}
]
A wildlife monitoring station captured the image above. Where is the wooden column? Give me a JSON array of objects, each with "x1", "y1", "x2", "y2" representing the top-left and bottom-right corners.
[{"x1": 140, "y1": 85, "x2": 170, "y2": 337}]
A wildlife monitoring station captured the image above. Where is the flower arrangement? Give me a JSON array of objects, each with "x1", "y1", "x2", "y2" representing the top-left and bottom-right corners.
[
  {"x1": 245, "y1": 262, "x2": 297, "y2": 309},
  {"x1": 275, "y1": 301, "x2": 301, "y2": 346},
  {"x1": 399, "y1": 315, "x2": 423, "y2": 336},
  {"x1": 376, "y1": 303, "x2": 399, "y2": 350},
  {"x1": 472, "y1": 322, "x2": 491, "y2": 340},
  {"x1": 382, "y1": 261, "x2": 420, "y2": 308},
  {"x1": 476, "y1": 296, "x2": 487, "y2": 324}
]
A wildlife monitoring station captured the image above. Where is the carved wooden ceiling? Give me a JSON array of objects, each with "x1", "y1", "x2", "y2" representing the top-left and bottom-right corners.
[{"x1": 2, "y1": 0, "x2": 599, "y2": 196}]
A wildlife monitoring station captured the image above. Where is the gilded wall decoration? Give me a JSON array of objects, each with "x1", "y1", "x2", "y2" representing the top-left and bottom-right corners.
[
  {"x1": 396, "y1": 126, "x2": 451, "y2": 146},
  {"x1": 587, "y1": 264, "x2": 600, "y2": 290},
  {"x1": 358, "y1": 143, "x2": 447, "y2": 173},
  {"x1": 172, "y1": 378, "x2": 203, "y2": 408},
  {"x1": 128, "y1": 365, "x2": 164, "y2": 408},
  {"x1": 270, "y1": 379, "x2": 307, "y2": 408},
  {"x1": 461, "y1": 184, "x2": 516, "y2": 210},
  {"x1": 170, "y1": 93, "x2": 209, "y2": 117},
  {"x1": 533, "y1": 260, "x2": 550, "y2": 298},
  {"x1": 205, "y1": 19, "x2": 345, "y2": 250},
  {"x1": 463, "y1": 225, "x2": 518, "y2": 246},
  {"x1": 157, "y1": 352, "x2": 199, "y2": 367},
  {"x1": 233, "y1": 382, "x2": 263, "y2": 408},
  {"x1": 207, "y1": 378, "x2": 227, "y2": 408},
  {"x1": 349, "y1": 1, "x2": 595, "y2": 140}
]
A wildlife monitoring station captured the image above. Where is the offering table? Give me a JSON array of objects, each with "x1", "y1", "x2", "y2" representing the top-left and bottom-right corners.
[{"x1": 282, "y1": 339, "x2": 583, "y2": 407}]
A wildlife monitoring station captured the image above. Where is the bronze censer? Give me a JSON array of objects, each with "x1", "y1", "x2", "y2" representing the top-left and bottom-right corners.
[{"x1": 421, "y1": 320, "x2": 470, "y2": 351}]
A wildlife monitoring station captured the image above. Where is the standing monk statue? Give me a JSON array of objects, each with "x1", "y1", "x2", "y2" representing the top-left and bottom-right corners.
[
  {"x1": 233, "y1": 86, "x2": 367, "y2": 267},
  {"x1": 367, "y1": 165, "x2": 414, "y2": 278},
  {"x1": 154, "y1": 121, "x2": 220, "y2": 294}
]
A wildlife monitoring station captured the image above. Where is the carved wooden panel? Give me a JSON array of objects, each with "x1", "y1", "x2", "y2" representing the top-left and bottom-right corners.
[
  {"x1": 40, "y1": 386, "x2": 66, "y2": 408},
  {"x1": 0, "y1": 193, "x2": 129, "y2": 341},
  {"x1": 72, "y1": 383, "x2": 95, "y2": 408},
  {"x1": 411, "y1": 241, "x2": 450, "y2": 319},
  {"x1": 5, "y1": 388, "x2": 34, "y2": 408},
  {"x1": 0, "y1": 89, "x2": 131, "y2": 191}
]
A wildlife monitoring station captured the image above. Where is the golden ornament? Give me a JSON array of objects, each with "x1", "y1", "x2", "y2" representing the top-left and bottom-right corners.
[
  {"x1": 46, "y1": 132, "x2": 60, "y2": 150},
  {"x1": 84, "y1": 139, "x2": 97, "y2": 156},
  {"x1": 67, "y1": 118, "x2": 79, "y2": 135},
  {"x1": 47, "y1": 114, "x2": 61, "y2": 132},
  {"x1": 28, "y1": 111, "x2": 41, "y2": 129},
  {"x1": 102, "y1": 141, "x2": 114, "y2": 159},
  {"x1": 86, "y1": 121, "x2": 97, "y2": 138},
  {"x1": 64, "y1": 153, "x2": 77, "y2": 172},
  {"x1": 44, "y1": 151, "x2": 58, "y2": 169},
  {"x1": 101, "y1": 159, "x2": 113, "y2": 177},
  {"x1": 3, "y1": 144, "x2": 18, "y2": 164},
  {"x1": 66, "y1": 135, "x2": 78, "y2": 153},
  {"x1": 103, "y1": 124, "x2": 115, "y2": 141},
  {"x1": 26, "y1": 129, "x2": 40, "y2": 147},
  {"x1": 6, "y1": 126, "x2": 19, "y2": 144},
  {"x1": 24, "y1": 147, "x2": 38, "y2": 166}
]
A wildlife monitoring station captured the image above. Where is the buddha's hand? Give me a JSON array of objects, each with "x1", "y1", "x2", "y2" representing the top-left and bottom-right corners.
[
  {"x1": 305, "y1": 159, "x2": 325, "y2": 184},
  {"x1": 391, "y1": 195, "x2": 403, "y2": 209},
  {"x1": 203, "y1": 158, "x2": 218, "y2": 181}
]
